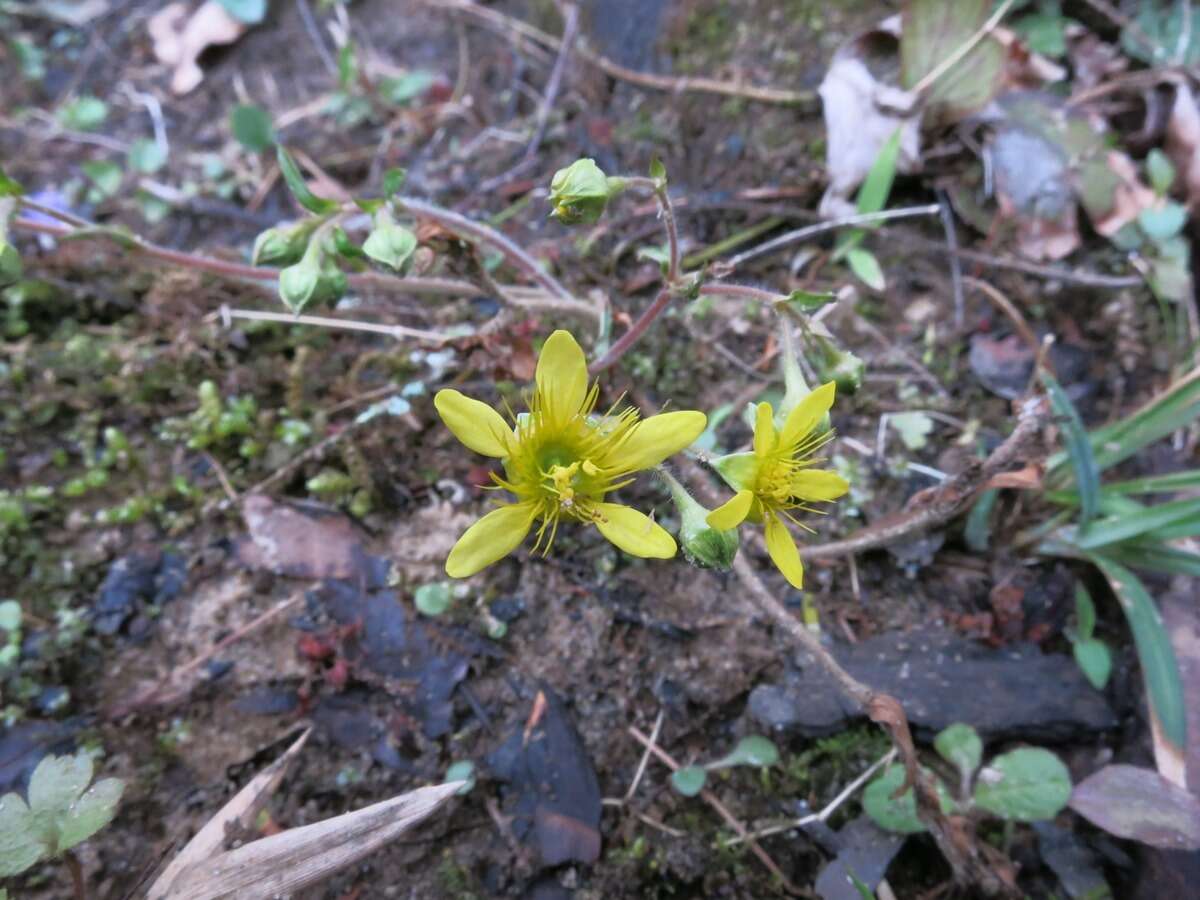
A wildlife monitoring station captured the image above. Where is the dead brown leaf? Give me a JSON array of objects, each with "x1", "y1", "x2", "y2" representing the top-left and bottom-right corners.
[
  {"x1": 236, "y1": 494, "x2": 374, "y2": 581},
  {"x1": 148, "y1": 1, "x2": 247, "y2": 95}
]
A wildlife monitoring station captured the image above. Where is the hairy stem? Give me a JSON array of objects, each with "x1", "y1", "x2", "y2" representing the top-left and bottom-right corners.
[
  {"x1": 589, "y1": 288, "x2": 672, "y2": 374},
  {"x1": 64, "y1": 851, "x2": 87, "y2": 900}
]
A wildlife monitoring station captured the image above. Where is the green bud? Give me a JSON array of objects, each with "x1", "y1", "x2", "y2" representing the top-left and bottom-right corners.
[
  {"x1": 362, "y1": 209, "x2": 417, "y2": 271},
  {"x1": 662, "y1": 471, "x2": 739, "y2": 570},
  {"x1": 802, "y1": 327, "x2": 864, "y2": 395},
  {"x1": 548, "y1": 158, "x2": 622, "y2": 225},
  {"x1": 279, "y1": 256, "x2": 321, "y2": 312},
  {"x1": 251, "y1": 219, "x2": 318, "y2": 266}
]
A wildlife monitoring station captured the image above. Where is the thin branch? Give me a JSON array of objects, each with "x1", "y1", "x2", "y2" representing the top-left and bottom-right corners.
[
  {"x1": 212, "y1": 306, "x2": 451, "y2": 343},
  {"x1": 726, "y1": 205, "x2": 942, "y2": 269},
  {"x1": 589, "y1": 288, "x2": 671, "y2": 374}
]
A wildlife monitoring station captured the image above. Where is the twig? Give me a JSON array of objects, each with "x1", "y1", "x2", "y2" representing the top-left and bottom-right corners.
[
  {"x1": 296, "y1": 0, "x2": 338, "y2": 77},
  {"x1": 203, "y1": 451, "x2": 240, "y2": 505},
  {"x1": 909, "y1": 0, "x2": 1016, "y2": 98},
  {"x1": 725, "y1": 749, "x2": 896, "y2": 845},
  {"x1": 800, "y1": 393, "x2": 1048, "y2": 560},
  {"x1": 726, "y1": 205, "x2": 942, "y2": 270},
  {"x1": 625, "y1": 710, "x2": 664, "y2": 803},
  {"x1": 522, "y1": 3, "x2": 577, "y2": 163},
  {"x1": 589, "y1": 288, "x2": 671, "y2": 374},
  {"x1": 963, "y1": 277, "x2": 1039, "y2": 356},
  {"x1": 212, "y1": 306, "x2": 451, "y2": 343},
  {"x1": 627, "y1": 726, "x2": 801, "y2": 894},
  {"x1": 425, "y1": 0, "x2": 818, "y2": 108}
]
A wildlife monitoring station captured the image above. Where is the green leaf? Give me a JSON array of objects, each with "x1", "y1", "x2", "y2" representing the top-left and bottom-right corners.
[
  {"x1": 856, "y1": 128, "x2": 902, "y2": 215},
  {"x1": 1073, "y1": 497, "x2": 1200, "y2": 550},
  {"x1": 1139, "y1": 204, "x2": 1188, "y2": 242},
  {"x1": 862, "y1": 765, "x2": 954, "y2": 834},
  {"x1": 414, "y1": 582, "x2": 452, "y2": 617},
  {"x1": 901, "y1": 0, "x2": 1005, "y2": 119},
  {"x1": 1042, "y1": 371, "x2": 1100, "y2": 530},
  {"x1": 1147, "y1": 149, "x2": 1177, "y2": 196},
  {"x1": 382, "y1": 168, "x2": 407, "y2": 197},
  {"x1": 1102, "y1": 469, "x2": 1200, "y2": 495},
  {"x1": 0, "y1": 600, "x2": 20, "y2": 632},
  {"x1": 889, "y1": 411, "x2": 933, "y2": 450},
  {"x1": 81, "y1": 160, "x2": 122, "y2": 200},
  {"x1": 0, "y1": 793, "x2": 46, "y2": 877},
  {"x1": 964, "y1": 488, "x2": 998, "y2": 553},
  {"x1": 275, "y1": 146, "x2": 338, "y2": 215},
  {"x1": 1075, "y1": 584, "x2": 1097, "y2": 640},
  {"x1": 649, "y1": 158, "x2": 667, "y2": 182},
  {"x1": 1013, "y1": 4, "x2": 1069, "y2": 57},
  {"x1": 934, "y1": 723, "x2": 982, "y2": 780},
  {"x1": 337, "y1": 42, "x2": 358, "y2": 89},
  {"x1": 709, "y1": 736, "x2": 779, "y2": 770},
  {"x1": 216, "y1": 0, "x2": 267, "y2": 25},
  {"x1": 1074, "y1": 638, "x2": 1114, "y2": 691},
  {"x1": 56, "y1": 777, "x2": 123, "y2": 852},
  {"x1": 973, "y1": 748, "x2": 1072, "y2": 821},
  {"x1": 785, "y1": 289, "x2": 836, "y2": 312},
  {"x1": 331, "y1": 226, "x2": 365, "y2": 260},
  {"x1": 848, "y1": 874, "x2": 877, "y2": 900},
  {"x1": 670, "y1": 766, "x2": 707, "y2": 797},
  {"x1": 127, "y1": 138, "x2": 167, "y2": 174},
  {"x1": 1104, "y1": 541, "x2": 1200, "y2": 577},
  {"x1": 1089, "y1": 554, "x2": 1187, "y2": 752},
  {"x1": 231, "y1": 104, "x2": 275, "y2": 153},
  {"x1": 1120, "y1": 0, "x2": 1200, "y2": 67},
  {"x1": 380, "y1": 71, "x2": 435, "y2": 105},
  {"x1": 847, "y1": 248, "x2": 885, "y2": 290},
  {"x1": 0, "y1": 169, "x2": 24, "y2": 198},
  {"x1": 58, "y1": 95, "x2": 108, "y2": 131},
  {"x1": 29, "y1": 752, "x2": 93, "y2": 814}
]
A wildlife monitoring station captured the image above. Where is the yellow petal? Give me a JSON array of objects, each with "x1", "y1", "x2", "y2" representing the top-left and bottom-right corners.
[
  {"x1": 780, "y1": 381, "x2": 836, "y2": 448},
  {"x1": 594, "y1": 502, "x2": 676, "y2": 559},
  {"x1": 606, "y1": 410, "x2": 707, "y2": 471},
  {"x1": 445, "y1": 503, "x2": 537, "y2": 577},
  {"x1": 790, "y1": 469, "x2": 850, "y2": 501},
  {"x1": 434, "y1": 389, "x2": 512, "y2": 458},
  {"x1": 753, "y1": 402, "x2": 778, "y2": 455},
  {"x1": 536, "y1": 330, "x2": 588, "y2": 423},
  {"x1": 707, "y1": 489, "x2": 755, "y2": 529},
  {"x1": 764, "y1": 512, "x2": 804, "y2": 589}
]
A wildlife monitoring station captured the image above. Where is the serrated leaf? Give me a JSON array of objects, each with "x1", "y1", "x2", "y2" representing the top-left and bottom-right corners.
[
  {"x1": 973, "y1": 748, "x2": 1072, "y2": 821},
  {"x1": 231, "y1": 104, "x2": 274, "y2": 153},
  {"x1": 847, "y1": 248, "x2": 885, "y2": 290},
  {"x1": 1139, "y1": 204, "x2": 1188, "y2": 241},
  {"x1": 1074, "y1": 638, "x2": 1113, "y2": 691},
  {"x1": 0, "y1": 793, "x2": 47, "y2": 877},
  {"x1": 862, "y1": 765, "x2": 954, "y2": 834},
  {"x1": 57, "y1": 777, "x2": 123, "y2": 852},
  {"x1": 216, "y1": 0, "x2": 267, "y2": 24},
  {"x1": 889, "y1": 411, "x2": 933, "y2": 450},
  {"x1": 670, "y1": 766, "x2": 707, "y2": 797},
  {"x1": 1089, "y1": 555, "x2": 1187, "y2": 755},
  {"x1": 934, "y1": 723, "x2": 982, "y2": 780},
  {"x1": 1043, "y1": 371, "x2": 1099, "y2": 531},
  {"x1": 29, "y1": 751, "x2": 93, "y2": 814},
  {"x1": 127, "y1": 138, "x2": 167, "y2": 174},
  {"x1": 275, "y1": 146, "x2": 338, "y2": 215}
]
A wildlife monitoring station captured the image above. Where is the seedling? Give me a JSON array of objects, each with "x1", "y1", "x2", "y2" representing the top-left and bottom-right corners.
[
  {"x1": 0, "y1": 749, "x2": 124, "y2": 898},
  {"x1": 862, "y1": 722, "x2": 1070, "y2": 834},
  {"x1": 670, "y1": 736, "x2": 780, "y2": 798}
]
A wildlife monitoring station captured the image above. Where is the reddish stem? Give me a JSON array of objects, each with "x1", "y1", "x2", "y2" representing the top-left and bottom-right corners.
[
  {"x1": 589, "y1": 287, "x2": 672, "y2": 374},
  {"x1": 64, "y1": 851, "x2": 87, "y2": 900}
]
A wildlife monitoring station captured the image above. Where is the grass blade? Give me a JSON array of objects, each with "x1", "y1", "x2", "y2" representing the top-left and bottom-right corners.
[
  {"x1": 1073, "y1": 497, "x2": 1200, "y2": 550},
  {"x1": 1102, "y1": 469, "x2": 1200, "y2": 495},
  {"x1": 1088, "y1": 554, "x2": 1187, "y2": 777},
  {"x1": 1105, "y1": 541, "x2": 1200, "y2": 577},
  {"x1": 1042, "y1": 371, "x2": 1099, "y2": 529}
]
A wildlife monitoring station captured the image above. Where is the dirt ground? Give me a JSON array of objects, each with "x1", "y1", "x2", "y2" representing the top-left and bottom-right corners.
[{"x1": 2, "y1": 0, "x2": 1199, "y2": 898}]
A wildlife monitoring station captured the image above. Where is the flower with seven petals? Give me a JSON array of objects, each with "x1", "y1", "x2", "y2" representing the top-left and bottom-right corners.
[
  {"x1": 434, "y1": 330, "x2": 706, "y2": 577},
  {"x1": 706, "y1": 382, "x2": 849, "y2": 589}
]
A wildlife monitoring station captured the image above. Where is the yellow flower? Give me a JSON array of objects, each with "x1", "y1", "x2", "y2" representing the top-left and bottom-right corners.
[
  {"x1": 434, "y1": 330, "x2": 707, "y2": 577},
  {"x1": 706, "y1": 382, "x2": 849, "y2": 589}
]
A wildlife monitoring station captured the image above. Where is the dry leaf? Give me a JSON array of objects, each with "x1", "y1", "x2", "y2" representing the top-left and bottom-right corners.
[
  {"x1": 148, "y1": 1, "x2": 247, "y2": 95},
  {"x1": 1166, "y1": 83, "x2": 1200, "y2": 213},
  {"x1": 147, "y1": 728, "x2": 312, "y2": 900},
  {"x1": 1085, "y1": 151, "x2": 1158, "y2": 238},
  {"x1": 153, "y1": 781, "x2": 464, "y2": 899},
  {"x1": 236, "y1": 494, "x2": 377, "y2": 581}
]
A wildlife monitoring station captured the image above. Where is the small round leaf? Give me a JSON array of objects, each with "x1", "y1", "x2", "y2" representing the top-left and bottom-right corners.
[
  {"x1": 973, "y1": 748, "x2": 1071, "y2": 822},
  {"x1": 670, "y1": 766, "x2": 708, "y2": 797}
]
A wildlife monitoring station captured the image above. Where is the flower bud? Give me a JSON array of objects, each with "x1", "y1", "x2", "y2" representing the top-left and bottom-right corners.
[
  {"x1": 362, "y1": 209, "x2": 417, "y2": 271},
  {"x1": 548, "y1": 158, "x2": 622, "y2": 225},
  {"x1": 279, "y1": 256, "x2": 321, "y2": 313},
  {"x1": 662, "y1": 471, "x2": 739, "y2": 570},
  {"x1": 810, "y1": 336, "x2": 865, "y2": 394},
  {"x1": 252, "y1": 219, "x2": 318, "y2": 266}
]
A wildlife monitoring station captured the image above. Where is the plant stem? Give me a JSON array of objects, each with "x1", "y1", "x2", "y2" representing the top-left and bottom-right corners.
[
  {"x1": 64, "y1": 850, "x2": 87, "y2": 900},
  {"x1": 589, "y1": 287, "x2": 672, "y2": 374}
]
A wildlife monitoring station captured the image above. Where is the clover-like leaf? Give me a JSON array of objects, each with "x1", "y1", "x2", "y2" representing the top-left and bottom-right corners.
[
  {"x1": 670, "y1": 766, "x2": 707, "y2": 797},
  {"x1": 710, "y1": 735, "x2": 780, "y2": 770},
  {"x1": 29, "y1": 751, "x2": 93, "y2": 815},
  {"x1": 934, "y1": 723, "x2": 982, "y2": 782}
]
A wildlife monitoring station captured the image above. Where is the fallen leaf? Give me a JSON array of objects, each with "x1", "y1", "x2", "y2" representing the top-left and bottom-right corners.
[
  {"x1": 1079, "y1": 150, "x2": 1158, "y2": 239},
  {"x1": 236, "y1": 495, "x2": 382, "y2": 583},
  {"x1": 1166, "y1": 83, "x2": 1200, "y2": 213},
  {"x1": 148, "y1": 1, "x2": 248, "y2": 95},
  {"x1": 1070, "y1": 764, "x2": 1200, "y2": 850},
  {"x1": 901, "y1": 0, "x2": 1005, "y2": 124}
]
